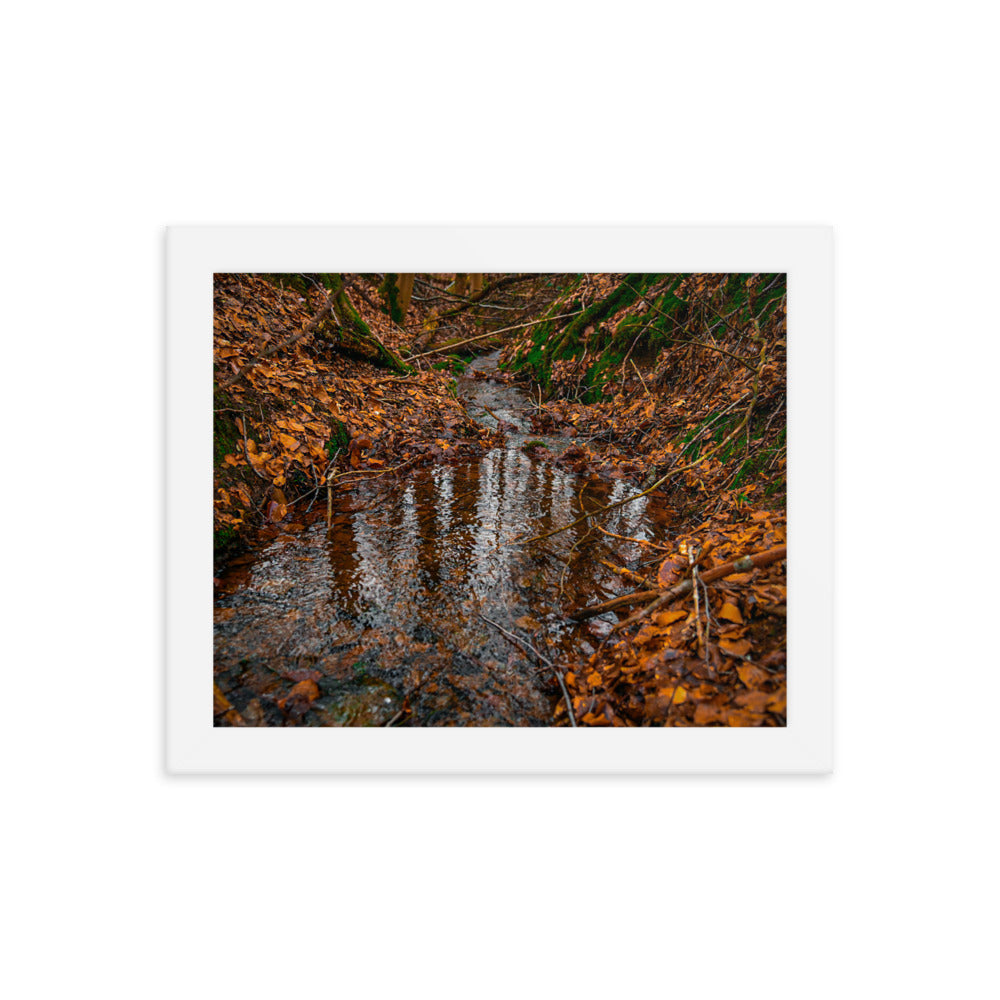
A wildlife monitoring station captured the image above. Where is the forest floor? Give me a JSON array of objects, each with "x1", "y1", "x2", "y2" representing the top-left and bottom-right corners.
[{"x1": 213, "y1": 273, "x2": 786, "y2": 727}]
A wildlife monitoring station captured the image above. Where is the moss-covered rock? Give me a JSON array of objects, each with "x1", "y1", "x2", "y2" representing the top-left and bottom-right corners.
[{"x1": 308, "y1": 676, "x2": 403, "y2": 726}]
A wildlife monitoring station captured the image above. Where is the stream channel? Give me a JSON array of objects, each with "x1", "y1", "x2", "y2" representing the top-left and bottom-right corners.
[{"x1": 214, "y1": 352, "x2": 675, "y2": 726}]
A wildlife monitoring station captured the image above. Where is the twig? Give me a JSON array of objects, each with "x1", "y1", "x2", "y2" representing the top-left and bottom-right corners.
[
  {"x1": 692, "y1": 563, "x2": 705, "y2": 658},
  {"x1": 595, "y1": 524, "x2": 669, "y2": 552},
  {"x1": 598, "y1": 559, "x2": 656, "y2": 590},
  {"x1": 238, "y1": 418, "x2": 270, "y2": 482},
  {"x1": 631, "y1": 359, "x2": 650, "y2": 395},
  {"x1": 479, "y1": 615, "x2": 576, "y2": 727}
]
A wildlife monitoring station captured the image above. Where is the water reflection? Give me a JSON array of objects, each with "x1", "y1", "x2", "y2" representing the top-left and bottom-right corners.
[{"x1": 215, "y1": 356, "x2": 673, "y2": 725}]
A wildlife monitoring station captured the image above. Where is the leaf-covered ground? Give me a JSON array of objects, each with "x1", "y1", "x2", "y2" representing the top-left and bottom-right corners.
[
  {"x1": 495, "y1": 273, "x2": 788, "y2": 725},
  {"x1": 214, "y1": 272, "x2": 786, "y2": 726},
  {"x1": 213, "y1": 274, "x2": 500, "y2": 547}
]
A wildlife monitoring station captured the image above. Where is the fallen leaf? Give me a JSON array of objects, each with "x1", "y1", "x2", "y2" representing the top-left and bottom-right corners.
[
  {"x1": 719, "y1": 636, "x2": 752, "y2": 657},
  {"x1": 652, "y1": 609, "x2": 687, "y2": 628},
  {"x1": 718, "y1": 601, "x2": 743, "y2": 624}
]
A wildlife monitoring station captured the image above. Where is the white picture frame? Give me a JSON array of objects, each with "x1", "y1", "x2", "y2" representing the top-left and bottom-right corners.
[{"x1": 168, "y1": 225, "x2": 832, "y2": 773}]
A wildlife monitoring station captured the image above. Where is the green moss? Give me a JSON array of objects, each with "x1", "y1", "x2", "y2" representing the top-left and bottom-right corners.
[
  {"x1": 380, "y1": 273, "x2": 403, "y2": 323},
  {"x1": 580, "y1": 350, "x2": 626, "y2": 403},
  {"x1": 214, "y1": 410, "x2": 240, "y2": 469},
  {"x1": 328, "y1": 419, "x2": 350, "y2": 458},
  {"x1": 432, "y1": 355, "x2": 469, "y2": 374},
  {"x1": 214, "y1": 524, "x2": 238, "y2": 552},
  {"x1": 511, "y1": 274, "x2": 660, "y2": 387}
]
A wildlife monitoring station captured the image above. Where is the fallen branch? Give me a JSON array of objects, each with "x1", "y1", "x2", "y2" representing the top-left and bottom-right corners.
[
  {"x1": 433, "y1": 273, "x2": 538, "y2": 320},
  {"x1": 407, "y1": 310, "x2": 585, "y2": 360},
  {"x1": 569, "y1": 545, "x2": 787, "y2": 624},
  {"x1": 568, "y1": 589, "x2": 660, "y2": 621},
  {"x1": 480, "y1": 615, "x2": 576, "y2": 727}
]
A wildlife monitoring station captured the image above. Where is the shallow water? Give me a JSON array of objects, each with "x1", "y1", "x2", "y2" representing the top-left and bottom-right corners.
[{"x1": 214, "y1": 353, "x2": 675, "y2": 725}]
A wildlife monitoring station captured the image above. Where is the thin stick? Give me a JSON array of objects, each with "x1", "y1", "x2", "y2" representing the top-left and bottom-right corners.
[
  {"x1": 631, "y1": 359, "x2": 650, "y2": 395},
  {"x1": 479, "y1": 615, "x2": 576, "y2": 727},
  {"x1": 692, "y1": 563, "x2": 704, "y2": 657},
  {"x1": 598, "y1": 559, "x2": 656, "y2": 590},
  {"x1": 595, "y1": 524, "x2": 669, "y2": 551},
  {"x1": 383, "y1": 709, "x2": 405, "y2": 727},
  {"x1": 238, "y1": 418, "x2": 271, "y2": 482}
]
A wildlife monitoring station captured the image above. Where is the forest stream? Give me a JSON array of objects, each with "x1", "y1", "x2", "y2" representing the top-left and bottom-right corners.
[{"x1": 214, "y1": 352, "x2": 674, "y2": 726}]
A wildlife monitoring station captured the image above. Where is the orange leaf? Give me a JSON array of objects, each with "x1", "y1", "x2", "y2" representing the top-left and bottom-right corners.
[
  {"x1": 213, "y1": 684, "x2": 232, "y2": 715},
  {"x1": 767, "y1": 690, "x2": 787, "y2": 714},
  {"x1": 288, "y1": 679, "x2": 319, "y2": 702},
  {"x1": 652, "y1": 609, "x2": 686, "y2": 628},
  {"x1": 658, "y1": 685, "x2": 687, "y2": 704},
  {"x1": 719, "y1": 636, "x2": 751, "y2": 657},
  {"x1": 718, "y1": 601, "x2": 743, "y2": 624}
]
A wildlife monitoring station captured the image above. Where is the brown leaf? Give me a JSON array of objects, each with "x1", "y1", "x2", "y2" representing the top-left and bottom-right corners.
[
  {"x1": 657, "y1": 556, "x2": 686, "y2": 590},
  {"x1": 693, "y1": 703, "x2": 726, "y2": 725},
  {"x1": 213, "y1": 683, "x2": 232, "y2": 716},
  {"x1": 719, "y1": 636, "x2": 751, "y2": 657},
  {"x1": 734, "y1": 691, "x2": 769, "y2": 712},
  {"x1": 736, "y1": 663, "x2": 769, "y2": 688},
  {"x1": 718, "y1": 601, "x2": 743, "y2": 624}
]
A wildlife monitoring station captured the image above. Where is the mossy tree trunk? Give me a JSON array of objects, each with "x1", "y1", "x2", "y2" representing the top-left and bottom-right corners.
[
  {"x1": 511, "y1": 272, "x2": 786, "y2": 402},
  {"x1": 380, "y1": 273, "x2": 402, "y2": 323},
  {"x1": 513, "y1": 274, "x2": 663, "y2": 394},
  {"x1": 311, "y1": 273, "x2": 412, "y2": 374},
  {"x1": 378, "y1": 273, "x2": 416, "y2": 326}
]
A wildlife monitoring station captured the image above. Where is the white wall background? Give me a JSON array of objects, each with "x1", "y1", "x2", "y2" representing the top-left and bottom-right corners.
[{"x1": 4, "y1": 3, "x2": 996, "y2": 997}]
